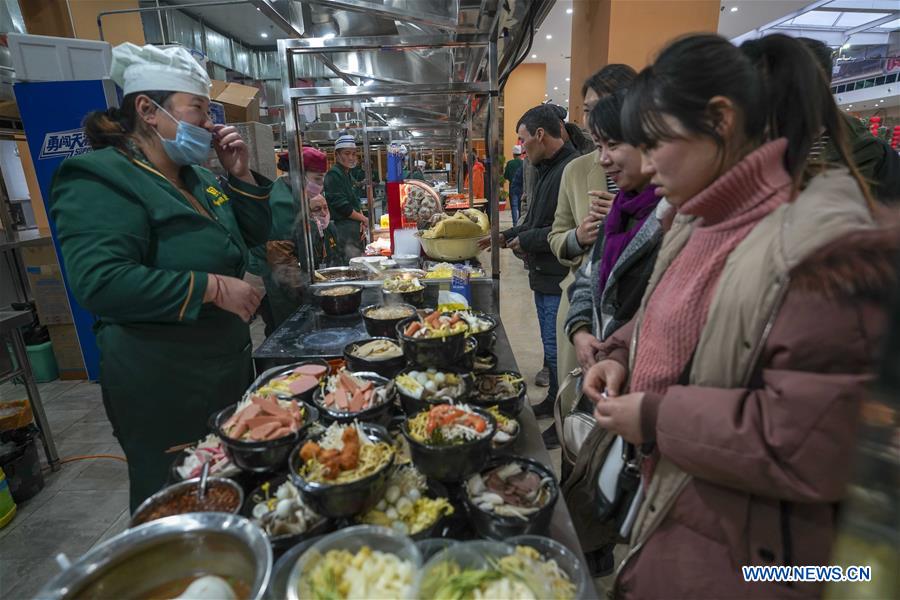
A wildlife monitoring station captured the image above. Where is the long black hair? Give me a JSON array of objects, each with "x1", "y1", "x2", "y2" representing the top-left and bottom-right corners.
[
  {"x1": 621, "y1": 33, "x2": 870, "y2": 201},
  {"x1": 83, "y1": 91, "x2": 174, "y2": 152},
  {"x1": 582, "y1": 64, "x2": 638, "y2": 99},
  {"x1": 588, "y1": 88, "x2": 628, "y2": 142}
]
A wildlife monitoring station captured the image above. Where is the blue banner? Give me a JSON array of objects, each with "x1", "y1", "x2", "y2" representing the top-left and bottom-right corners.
[{"x1": 14, "y1": 80, "x2": 120, "y2": 381}]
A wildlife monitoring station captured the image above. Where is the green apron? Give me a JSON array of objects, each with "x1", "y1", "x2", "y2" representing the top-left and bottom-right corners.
[
  {"x1": 324, "y1": 164, "x2": 364, "y2": 259},
  {"x1": 50, "y1": 147, "x2": 272, "y2": 510}
]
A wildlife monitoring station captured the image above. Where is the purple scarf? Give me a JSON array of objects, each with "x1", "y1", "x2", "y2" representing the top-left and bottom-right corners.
[{"x1": 597, "y1": 185, "x2": 660, "y2": 293}]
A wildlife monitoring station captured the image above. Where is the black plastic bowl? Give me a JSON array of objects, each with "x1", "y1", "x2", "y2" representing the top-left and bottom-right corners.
[
  {"x1": 458, "y1": 337, "x2": 479, "y2": 372},
  {"x1": 464, "y1": 311, "x2": 499, "y2": 353},
  {"x1": 343, "y1": 338, "x2": 408, "y2": 379},
  {"x1": 395, "y1": 315, "x2": 469, "y2": 369},
  {"x1": 353, "y1": 468, "x2": 453, "y2": 540},
  {"x1": 249, "y1": 359, "x2": 331, "y2": 405},
  {"x1": 383, "y1": 286, "x2": 426, "y2": 308},
  {"x1": 360, "y1": 303, "x2": 418, "y2": 339},
  {"x1": 213, "y1": 402, "x2": 318, "y2": 473},
  {"x1": 394, "y1": 367, "x2": 473, "y2": 416},
  {"x1": 314, "y1": 285, "x2": 363, "y2": 315},
  {"x1": 312, "y1": 371, "x2": 397, "y2": 428},
  {"x1": 289, "y1": 423, "x2": 395, "y2": 518},
  {"x1": 463, "y1": 456, "x2": 559, "y2": 540},
  {"x1": 242, "y1": 474, "x2": 334, "y2": 557},
  {"x1": 469, "y1": 370, "x2": 527, "y2": 417},
  {"x1": 401, "y1": 405, "x2": 496, "y2": 482}
]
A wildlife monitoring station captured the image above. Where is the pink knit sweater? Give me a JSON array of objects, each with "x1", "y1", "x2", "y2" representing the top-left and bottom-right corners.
[{"x1": 630, "y1": 139, "x2": 792, "y2": 396}]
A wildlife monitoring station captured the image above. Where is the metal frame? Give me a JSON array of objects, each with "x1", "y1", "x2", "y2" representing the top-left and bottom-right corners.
[{"x1": 280, "y1": 30, "x2": 502, "y2": 307}]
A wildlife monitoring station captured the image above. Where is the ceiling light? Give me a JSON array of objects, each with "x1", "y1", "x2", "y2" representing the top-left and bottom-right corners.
[
  {"x1": 565, "y1": 77, "x2": 570, "y2": 82},
  {"x1": 730, "y1": 6, "x2": 738, "y2": 12},
  {"x1": 553, "y1": 86, "x2": 558, "y2": 90},
  {"x1": 260, "y1": 32, "x2": 268, "y2": 38},
  {"x1": 531, "y1": 54, "x2": 537, "y2": 59},
  {"x1": 565, "y1": 99, "x2": 569, "y2": 103},
  {"x1": 566, "y1": 8, "x2": 573, "y2": 14},
  {"x1": 544, "y1": 93, "x2": 548, "y2": 97},
  {"x1": 546, "y1": 34, "x2": 552, "y2": 40},
  {"x1": 323, "y1": 32, "x2": 336, "y2": 40},
  {"x1": 849, "y1": 104, "x2": 853, "y2": 107},
  {"x1": 841, "y1": 42, "x2": 851, "y2": 50}
]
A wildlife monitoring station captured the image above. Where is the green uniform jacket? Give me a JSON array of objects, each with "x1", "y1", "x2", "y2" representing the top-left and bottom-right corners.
[
  {"x1": 50, "y1": 147, "x2": 272, "y2": 510},
  {"x1": 324, "y1": 164, "x2": 364, "y2": 257},
  {"x1": 248, "y1": 178, "x2": 303, "y2": 330},
  {"x1": 408, "y1": 169, "x2": 425, "y2": 181}
]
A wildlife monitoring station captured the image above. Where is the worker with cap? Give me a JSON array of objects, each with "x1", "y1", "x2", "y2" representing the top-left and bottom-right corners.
[
  {"x1": 504, "y1": 145, "x2": 524, "y2": 223},
  {"x1": 409, "y1": 159, "x2": 426, "y2": 181},
  {"x1": 324, "y1": 134, "x2": 367, "y2": 258},
  {"x1": 250, "y1": 146, "x2": 331, "y2": 333},
  {"x1": 49, "y1": 43, "x2": 273, "y2": 510}
]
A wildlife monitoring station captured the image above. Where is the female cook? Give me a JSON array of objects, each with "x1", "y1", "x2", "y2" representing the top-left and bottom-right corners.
[
  {"x1": 323, "y1": 134, "x2": 367, "y2": 258},
  {"x1": 50, "y1": 43, "x2": 272, "y2": 510}
]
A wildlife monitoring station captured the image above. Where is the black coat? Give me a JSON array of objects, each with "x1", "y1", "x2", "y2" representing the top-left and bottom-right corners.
[{"x1": 503, "y1": 142, "x2": 579, "y2": 294}]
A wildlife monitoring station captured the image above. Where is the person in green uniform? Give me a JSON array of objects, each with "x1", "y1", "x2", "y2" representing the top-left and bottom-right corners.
[
  {"x1": 249, "y1": 147, "x2": 333, "y2": 334},
  {"x1": 324, "y1": 134, "x2": 367, "y2": 259},
  {"x1": 297, "y1": 194, "x2": 344, "y2": 269},
  {"x1": 409, "y1": 159, "x2": 426, "y2": 181},
  {"x1": 49, "y1": 43, "x2": 272, "y2": 511}
]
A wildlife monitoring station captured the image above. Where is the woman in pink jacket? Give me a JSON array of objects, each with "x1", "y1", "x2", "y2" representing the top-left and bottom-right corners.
[{"x1": 583, "y1": 34, "x2": 896, "y2": 598}]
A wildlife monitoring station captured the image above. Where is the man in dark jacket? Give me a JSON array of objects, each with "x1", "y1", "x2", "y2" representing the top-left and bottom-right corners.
[{"x1": 482, "y1": 104, "x2": 579, "y2": 415}]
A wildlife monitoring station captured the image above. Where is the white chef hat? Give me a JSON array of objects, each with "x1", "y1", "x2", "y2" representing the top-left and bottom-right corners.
[
  {"x1": 110, "y1": 43, "x2": 211, "y2": 98},
  {"x1": 335, "y1": 134, "x2": 357, "y2": 150},
  {"x1": 399, "y1": 144, "x2": 408, "y2": 155},
  {"x1": 512, "y1": 144, "x2": 522, "y2": 154}
]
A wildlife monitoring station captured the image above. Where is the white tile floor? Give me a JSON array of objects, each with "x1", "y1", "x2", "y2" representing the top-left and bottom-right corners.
[{"x1": 0, "y1": 213, "x2": 570, "y2": 599}]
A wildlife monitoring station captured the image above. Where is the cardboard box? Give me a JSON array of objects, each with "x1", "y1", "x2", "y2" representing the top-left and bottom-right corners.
[
  {"x1": 47, "y1": 324, "x2": 86, "y2": 380},
  {"x1": 21, "y1": 242, "x2": 73, "y2": 325},
  {"x1": 211, "y1": 80, "x2": 260, "y2": 123}
]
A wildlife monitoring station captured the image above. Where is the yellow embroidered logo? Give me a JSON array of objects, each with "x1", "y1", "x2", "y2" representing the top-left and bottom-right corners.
[{"x1": 206, "y1": 186, "x2": 230, "y2": 206}]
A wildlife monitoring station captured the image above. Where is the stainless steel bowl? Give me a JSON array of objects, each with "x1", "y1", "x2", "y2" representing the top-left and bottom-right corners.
[
  {"x1": 130, "y1": 476, "x2": 244, "y2": 527},
  {"x1": 34, "y1": 513, "x2": 272, "y2": 600}
]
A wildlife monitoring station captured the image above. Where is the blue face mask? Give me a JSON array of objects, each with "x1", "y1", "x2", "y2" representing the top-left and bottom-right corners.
[{"x1": 152, "y1": 101, "x2": 213, "y2": 166}]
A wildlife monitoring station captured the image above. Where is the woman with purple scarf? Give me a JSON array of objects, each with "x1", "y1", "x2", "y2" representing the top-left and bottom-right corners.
[
  {"x1": 560, "y1": 87, "x2": 666, "y2": 577},
  {"x1": 565, "y1": 88, "x2": 665, "y2": 374}
]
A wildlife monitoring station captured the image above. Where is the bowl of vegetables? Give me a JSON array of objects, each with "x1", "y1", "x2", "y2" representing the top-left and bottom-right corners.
[
  {"x1": 396, "y1": 311, "x2": 469, "y2": 368},
  {"x1": 469, "y1": 370, "x2": 527, "y2": 417},
  {"x1": 414, "y1": 540, "x2": 579, "y2": 600},
  {"x1": 248, "y1": 361, "x2": 330, "y2": 404},
  {"x1": 289, "y1": 422, "x2": 395, "y2": 518},
  {"x1": 356, "y1": 464, "x2": 455, "y2": 540},
  {"x1": 401, "y1": 403, "x2": 496, "y2": 482},
  {"x1": 244, "y1": 475, "x2": 333, "y2": 557},
  {"x1": 463, "y1": 456, "x2": 559, "y2": 540},
  {"x1": 213, "y1": 395, "x2": 317, "y2": 473},
  {"x1": 382, "y1": 276, "x2": 426, "y2": 308},
  {"x1": 287, "y1": 525, "x2": 421, "y2": 600},
  {"x1": 507, "y1": 535, "x2": 591, "y2": 600},
  {"x1": 360, "y1": 303, "x2": 418, "y2": 339},
  {"x1": 486, "y1": 407, "x2": 520, "y2": 452},
  {"x1": 313, "y1": 285, "x2": 363, "y2": 316},
  {"x1": 458, "y1": 310, "x2": 499, "y2": 352},
  {"x1": 394, "y1": 367, "x2": 473, "y2": 415},
  {"x1": 343, "y1": 338, "x2": 408, "y2": 378},
  {"x1": 312, "y1": 369, "x2": 397, "y2": 428}
]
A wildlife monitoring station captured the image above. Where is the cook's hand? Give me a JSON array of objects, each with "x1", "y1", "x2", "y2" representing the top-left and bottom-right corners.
[
  {"x1": 594, "y1": 392, "x2": 645, "y2": 444},
  {"x1": 588, "y1": 190, "x2": 614, "y2": 221},
  {"x1": 204, "y1": 274, "x2": 262, "y2": 322},
  {"x1": 478, "y1": 233, "x2": 505, "y2": 250},
  {"x1": 575, "y1": 214, "x2": 603, "y2": 247},
  {"x1": 506, "y1": 237, "x2": 522, "y2": 253},
  {"x1": 584, "y1": 359, "x2": 628, "y2": 403},
  {"x1": 212, "y1": 124, "x2": 253, "y2": 184},
  {"x1": 572, "y1": 330, "x2": 604, "y2": 370}
]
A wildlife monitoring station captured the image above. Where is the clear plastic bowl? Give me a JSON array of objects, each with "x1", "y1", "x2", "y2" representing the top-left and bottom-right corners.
[
  {"x1": 508, "y1": 534, "x2": 592, "y2": 600},
  {"x1": 414, "y1": 540, "x2": 554, "y2": 600},
  {"x1": 286, "y1": 525, "x2": 421, "y2": 600}
]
